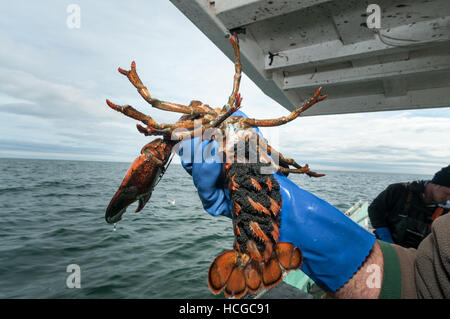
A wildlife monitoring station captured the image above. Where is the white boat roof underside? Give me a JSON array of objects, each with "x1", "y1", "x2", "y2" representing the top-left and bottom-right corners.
[{"x1": 170, "y1": 0, "x2": 450, "y2": 116}]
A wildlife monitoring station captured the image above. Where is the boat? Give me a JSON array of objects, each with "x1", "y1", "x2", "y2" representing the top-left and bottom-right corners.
[{"x1": 169, "y1": 0, "x2": 450, "y2": 116}]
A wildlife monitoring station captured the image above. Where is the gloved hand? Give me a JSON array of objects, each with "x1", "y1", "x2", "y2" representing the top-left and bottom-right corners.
[
  {"x1": 178, "y1": 110, "x2": 260, "y2": 218},
  {"x1": 178, "y1": 134, "x2": 232, "y2": 218},
  {"x1": 374, "y1": 226, "x2": 394, "y2": 243},
  {"x1": 177, "y1": 111, "x2": 376, "y2": 292},
  {"x1": 274, "y1": 171, "x2": 376, "y2": 291}
]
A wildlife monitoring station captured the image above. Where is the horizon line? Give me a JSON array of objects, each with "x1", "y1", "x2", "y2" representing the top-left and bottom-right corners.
[{"x1": 0, "y1": 155, "x2": 433, "y2": 177}]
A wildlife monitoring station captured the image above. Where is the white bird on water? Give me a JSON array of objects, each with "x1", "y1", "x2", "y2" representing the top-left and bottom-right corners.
[{"x1": 168, "y1": 199, "x2": 176, "y2": 206}]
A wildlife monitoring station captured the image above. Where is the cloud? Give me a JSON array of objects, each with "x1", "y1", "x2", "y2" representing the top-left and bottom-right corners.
[
  {"x1": 0, "y1": 68, "x2": 106, "y2": 120},
  {"x1": 265, "y1": 111, "x2": 450, "y2": 174},
  {"x1": 0, "y1": 0, "x2": 448, "y2": 174}
]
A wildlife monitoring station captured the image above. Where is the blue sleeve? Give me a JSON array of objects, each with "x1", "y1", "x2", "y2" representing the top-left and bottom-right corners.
[{"x1": 375, "y1": 227, "x2": 394, "y2": 243}]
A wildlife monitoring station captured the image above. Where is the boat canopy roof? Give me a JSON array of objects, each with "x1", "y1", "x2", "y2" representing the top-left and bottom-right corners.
[{"x1": 170, "y1": 0, "x2": 450, "y2": 116}]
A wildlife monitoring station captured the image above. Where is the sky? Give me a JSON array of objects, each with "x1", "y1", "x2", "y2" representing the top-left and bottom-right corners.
[{"x1": 0, "y1": 0, "x2": 449, "y2": 175}]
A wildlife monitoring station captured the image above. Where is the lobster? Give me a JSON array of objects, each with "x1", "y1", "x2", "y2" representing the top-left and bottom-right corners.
[{"x1": 105, "y1": 33, "x2": 327, "y2": 298}]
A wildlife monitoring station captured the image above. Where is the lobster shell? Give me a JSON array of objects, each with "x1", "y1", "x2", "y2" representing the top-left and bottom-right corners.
[{"x1": 105, "y1": 138, "x2": 173, "y2": 224}]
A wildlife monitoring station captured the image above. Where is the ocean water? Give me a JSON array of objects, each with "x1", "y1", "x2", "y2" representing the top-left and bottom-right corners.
[{"x1": 0, "y1": 158, "x2": 430, "y2": 299}]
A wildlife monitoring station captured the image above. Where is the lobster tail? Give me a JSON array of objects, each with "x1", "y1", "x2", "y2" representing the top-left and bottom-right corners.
[
  {"x1": 206, "y1": 148, "x2": 303, "y2": 298},
  {"x1": 244, "y1": 260, "x2": 262, "y2": 294},
  {"x1": 225, "y1": 266, "x2": 247, "y2": 298},
  {"x1": 207, "y1": 242, "x2": 302, "y2": 298},
  {"x1": 208, "y1": 250, "x2": 237, "y2": 295},
  {"x1": 261, "y1": 256, "x2": 283, "y2": 288},
  {"x1": 276, "y1": 242, "x2": 303, "y2": 270}
]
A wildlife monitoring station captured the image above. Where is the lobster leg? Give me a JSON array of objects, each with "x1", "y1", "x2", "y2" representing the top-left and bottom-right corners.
[
  {"x1": 136, "y1": 124, "x2": 172, "y2": 137},
  {"x1": 252, "y1": 133, "x2": 324, "y2": 177},
  {"x1": 221, "y1": 33, "x2": 242, "y2": 113},
  {"x1": 118, "y1": 61, "x2": 214, "y2": 116},
  {"x1": 106, "y1": 99, "x2": 173, "y2": 135},
  {"x1": 254, "y1": 135, "x2": 302, "y2": 169},
  {"x1": 208, "y1": 33, "x2": 243, "y2": 128},
  {"x1": 276, "y1": 165, "x2": 310, "y2": 174},
  {"x1": 169, "y1": 105, "x2": 241, "y2": 141},
  {"x1": 275, "y1": 164, "x2": 325, "y2": 177},
  {"x1": 242, "y1": 87, "x2": 327, "y2": 127},
  {"x1": 106, "y1": 99, "x2": 159, "y2": 128},
  {"x1": 257, "y1": 135, "x2": 321, "y2": 173},
  {"x1": 135, "y1": 118, "x2": 214, "y2": 137},
  {"x1": 170, "y1": 125, "x2": 208, "y2": 141},
  {"x1": 208, "y1": 93, "x2": 242, "y2": 128},
  {"x1": 110, "y1": 44, "x2": 243, "y2": 140},
  {"x1": 159, "y1": 117, "x2": 212, "y2": 130},
  {"x1": 106, "y1": 99, "x2": 213, "y2": 137}
]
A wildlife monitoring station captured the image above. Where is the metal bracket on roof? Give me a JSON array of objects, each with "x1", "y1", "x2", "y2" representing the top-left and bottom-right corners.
[{"x1": 229, "y1": 27, "x2": 246, "y2": 35}]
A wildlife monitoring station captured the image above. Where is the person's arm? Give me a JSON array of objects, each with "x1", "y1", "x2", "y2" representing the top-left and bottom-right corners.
[
  {"x1": 368, "y1": 184, "x2": 403, "y2": 243},
  {"x1": 332, "y1": 237, "x2": 423, "y2": 299},
  {"x1": 177, "y1": 118, "x2": 376, "y2": 294},
  {"x1": 180, "y1": 131, "x2": 424, "y2": 298},
  {"x1": 330, "y1": 241, "x2": 383, "y2": 298},
  {"x1": 368, "y1": 187, "x2": 392, "y2": 228},
  {"x1": 414, "y1": 213, "x2": 450, "y2": 298}
]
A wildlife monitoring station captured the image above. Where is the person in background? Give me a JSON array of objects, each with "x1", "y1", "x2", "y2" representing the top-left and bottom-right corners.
[
  {"x1": 368, "y1": 165, "x2": 450, "y2": 248},
  {"x1": 177, "y1": 110, "x2": 450, "y2": 298}
]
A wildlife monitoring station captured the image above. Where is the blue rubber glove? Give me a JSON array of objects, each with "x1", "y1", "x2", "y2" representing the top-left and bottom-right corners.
[
  {"x1": 178, "y1": 111, "x2": 376, "y2": 292},
  {"x1": 274, "y1": 172, "x2": 376, "y2": 291},
  {"x1": 178, "y1": 110, "x2": 257, "y2": 218},
  {"x1": 178, "y1": 135, "x2": 232, "y2": 217},
  {"x1": 374, "y1": 226, "x2": 394, "y2": 243}
]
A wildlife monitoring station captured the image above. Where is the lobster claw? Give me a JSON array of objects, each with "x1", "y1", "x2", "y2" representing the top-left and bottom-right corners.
[{"x1": 105, "y1": 138, "x2": 173, "y2": 224}]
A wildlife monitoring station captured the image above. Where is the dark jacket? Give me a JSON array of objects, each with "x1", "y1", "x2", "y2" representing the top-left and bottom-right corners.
[{"x1": 368, "y1": 181, "x2": 439, "y2": 248}]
